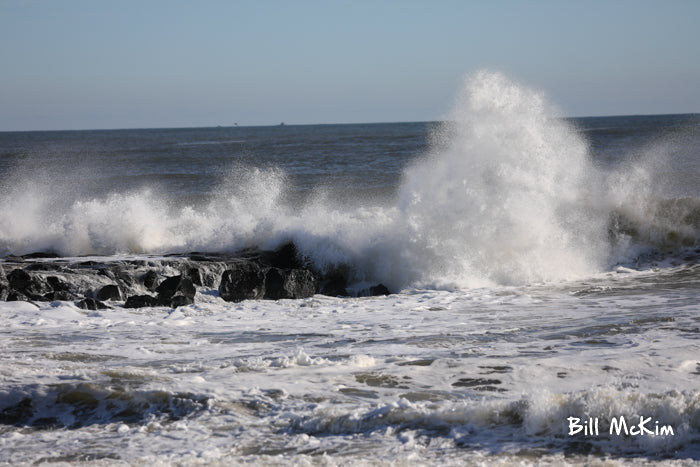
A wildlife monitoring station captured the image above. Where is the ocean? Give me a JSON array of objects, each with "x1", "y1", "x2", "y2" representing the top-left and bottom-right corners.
[{"x1": 0, "y1": 72, "x2": 699, "y2": 465}]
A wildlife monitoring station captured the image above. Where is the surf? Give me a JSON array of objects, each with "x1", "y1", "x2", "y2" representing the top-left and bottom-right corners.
[{"x1": 0, "y1": 71, "x2": 697, "y2": 291}]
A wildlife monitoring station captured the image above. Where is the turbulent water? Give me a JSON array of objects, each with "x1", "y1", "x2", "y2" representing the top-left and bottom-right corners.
[{"x1": 0, "y1": 71, "x2": 699, "y2": 465}]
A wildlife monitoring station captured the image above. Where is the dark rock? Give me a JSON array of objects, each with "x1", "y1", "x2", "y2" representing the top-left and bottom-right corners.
[
  {"x1": 156, "y1": 275, "x2": 196, "y2": 302},
  {"x1": 76, "y1": 298, "x2": 109, "y2": 310},
  {"x1": 46, "y1": 276, "x2": 70, "y2": 291},
  {"x1": 219, "y1": 262, "x2": 266, "y2": 302},
  {"x1": 266, "y1": 242, "x2": 304, "y2": 269},
  {"x1": 25, "y1": 263, "x2": 62, "y2": 272},
  {"x1": 97, "y1": 284, "x2": 122, "y2": 301},
  {"x1": 124, "y1": 295, "x2": 159, "y2": 308},
  {"x1": 117, "y1": 271, "x2": 136, "y2": 287},
  {"x1": 3, "y1": 255, "x2": 24, "y2": 263},
  {"x1": 22, "y1": 251, "x2": 60, "y2": 259},
  {"x1": 369, "y1": 284, "x2": 391, "y2": 296},
  {"x1": 264, "y1": 268, "x2": 317, "y2": 299},
  {"x1": 0, "y1": 283, "x2": 8, "y2": 301},
  {"x1": 184, "y1": 267, "x2": 203, "y2": 286},
  {"x1": 169, "y1": 294, "x2": 195, "y2": 308},
  {"x1": 7, "y1": 291, "x2": 30, "y2": 302},
  {"x1": 319, "y1": 278, "x2": 349, "y2": 297},
  {"x1": 142, "y1": 270, "x2": 159, "y2": 291},
  {"x1": 44, "y1": 290, "x2": 79, "y2": 301},
  {"x1": 7, "y1": 269, "x2": 32, "y2": 290},
  {"x1": 7, "y1": 269, "x2": 51, "y2": 298}
]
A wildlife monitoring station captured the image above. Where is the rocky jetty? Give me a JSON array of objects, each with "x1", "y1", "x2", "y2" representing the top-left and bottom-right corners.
[{"x1": 0, "y1": 243, "x2": 391, "y2": 309}]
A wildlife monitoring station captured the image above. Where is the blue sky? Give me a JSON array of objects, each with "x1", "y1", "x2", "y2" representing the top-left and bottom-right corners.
[{"x1": 1, "y1": 0, "x2": 699, "y2": 130}]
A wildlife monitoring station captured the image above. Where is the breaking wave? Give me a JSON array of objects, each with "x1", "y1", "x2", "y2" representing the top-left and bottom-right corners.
[{"x1": 0, "y1": 71, "x2": 697, "y2": 290}]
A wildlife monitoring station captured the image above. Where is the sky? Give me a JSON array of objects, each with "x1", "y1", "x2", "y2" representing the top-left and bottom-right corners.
[{"x1": 1, "y1": 0, "x2": 699, "y2": 131}]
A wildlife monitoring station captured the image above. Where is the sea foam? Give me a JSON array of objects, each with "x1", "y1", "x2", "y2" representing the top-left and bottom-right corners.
[{"x1": 1, "y1": 71, "x2": 697, "y2": 290}]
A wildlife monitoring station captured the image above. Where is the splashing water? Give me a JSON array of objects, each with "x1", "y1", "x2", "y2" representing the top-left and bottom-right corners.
[{"x1": 1, "y1": 71, "x2": 697, "y2": 290}]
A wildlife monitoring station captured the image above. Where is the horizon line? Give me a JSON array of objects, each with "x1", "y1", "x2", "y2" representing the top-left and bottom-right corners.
[{"x1": 1, "y1": 112, "x2": 698, "y2": 134}]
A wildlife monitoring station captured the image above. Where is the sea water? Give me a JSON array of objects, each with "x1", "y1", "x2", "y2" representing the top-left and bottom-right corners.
[{"x1": 0, "y1": 71, "x2": 698, "y2": 465}]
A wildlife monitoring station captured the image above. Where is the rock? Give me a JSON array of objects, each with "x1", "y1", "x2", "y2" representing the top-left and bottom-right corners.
[
  {"x1": 3, "y1": 255, "x2": 24, "y2": 263},
  {"x1": 369, "y1": 284, "x2": 391, "y2": 296},
  {"x1": 44, "y1": 290, "x2": 80, "y2": 301},
  {"x1": 266, "y1": 242, "x2": 304, "y2": 269},
  {"x1": 142, "y1": 270, "x2": 159, "y2": 291},
  {"x1": 97, "y1": 284, "x2": 122, "y2": 301},
  {"x1": 7, "y1": 291, "x2": 31, "y2": 302},
  {"x1": 319, "y1": 278, "x2": 349, "y2": 297},
  {"x1": 169, "y1": 295, "x2": 194, "y2": 308},
  {"x1": 21, "y1": 251, "x2": 60, "y2": 259},
  {"x1": 7, "y1": 269, "x2": 51, "y2": 298},
  {"x1": 76, "y1": 298, "x2": 109, "y2": 310},
  {"x1": 264, "y1": 268, "x2": 317, "y2": 299},
  {"x1": 183, "y1": 267, "x2": 203, "y2": 286},
  {"x1": 7, "y1": 269, "x2": 32, "y2": 290},
  {"x1": 46, "y1": 276, "x2": 71, "y2": 291},
  {"x1": 219, "y1": 262, "x2": 266, "y2": 302},
  {"x1": 156, "y1": 275, "x2": 196, "y2": 307},
  {"x1": 156, "y1": 275, "x2": 195, "y2": 300},
  {"x1": 0, "y1": 283, "x2": 8, "y2": 301},
  {"x1": 124, "y1": 295, "x2": 159, "y2": 308}
]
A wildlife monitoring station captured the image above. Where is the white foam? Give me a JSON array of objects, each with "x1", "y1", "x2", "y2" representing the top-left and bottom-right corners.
[{"x1": 0, "y1": 71, "x2": 697, "y2": 292}]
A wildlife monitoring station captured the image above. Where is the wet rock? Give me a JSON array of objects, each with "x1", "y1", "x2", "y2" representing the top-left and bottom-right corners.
[
  {"x1": 7, "y1": 269, "x2": 32, "y2": 290},
  {"x1": 124, "y1": 295, "x2": 159, "y2": 308},
  {"x1": 169, "y1": 295, "x2": 194, "y2": 308},
  {"x1": 264, "y1": 268, "x2": 317, "y2": 299},
  {"x1": 7, "y1": 269, "x2": 51, "y2": 298},
  {"x1": 7, "y1": 291, "x2": 31, "y2": 302},
  {"x1": 319, "y1": 278, "x2": 349, "y2": 297},
  {"x1": 156, "y1": 275, "x2": 196, "y2": 307},
  {"x1": 22, "y1": 251, "x2": 60, "y2": 259},
  {"x1": 3, "y1": 255, "x2": 24, "y2": 263},
  {"x1": 46, "y1": 276, "x2": 71, "y2": 291},
  {"x1": 76, "y1": 298, "x2": 109, "y2": 310},
  {"x1": 219, "y1": 262, "x2": 266, "y2": 302},
  {"x1": 183, "y1": 267, "x2": 203, "y2": 286},
  {"x1": 369, "y1": 284, "x2": 391, "y2": 296},
  {"x1": 265, "y1": 242, "x2": 304, "y2": 269},
  {"x1": 44, "y1": 290, "x2": 80, "y2": 301},
  {"x1": 142, "y1": 270, "x2": 159, "y2": 291},
  {"x1": 97, "y1": 284, "x2": 122, "y2": 301}
]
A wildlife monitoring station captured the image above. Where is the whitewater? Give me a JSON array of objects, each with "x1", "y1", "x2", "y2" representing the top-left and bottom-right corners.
[{"x1": 0, "y1": 71, "x2": 698, "y2": 465}]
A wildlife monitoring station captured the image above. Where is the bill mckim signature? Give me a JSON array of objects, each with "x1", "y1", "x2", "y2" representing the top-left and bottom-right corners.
[{"x1": 568, "y1": 416, "x2": 675, "y2": 437}]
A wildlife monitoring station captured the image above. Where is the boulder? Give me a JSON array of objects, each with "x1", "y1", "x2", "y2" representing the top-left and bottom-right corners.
[
  {"x1": 369, "y1": 284, "x2": 391, "y2": 296},
  {"x1": 264, "y1": 268, "x2": 317, "y2": 299},
  {"x1": 319, "y1": 278, "x2": 349, "y2": 297},
  {"x1": 169, "y1": 294, "x2": 194, "y2": 308},
  {"x1": 184, "y1": 267, "x2": 203, "y2": 286},
  {"x1": 141, "y1": 270, "x2": 159, "y2": 291},
  {"x1": 219, "y1": 262, "x2": 266, "y2": 302},
  {"x1": 97, "y1": 284, "x2": 122, "y2": 301},
  {"x1": 44, "y1": 290, "x2": 80, "y2": 301},
  {"x1": 7, "y1": 269, "x2": 32, "y2": 291},
  {"x1": 156, "y1": 275, "x2": 196, "y2": 307},
  {"x1": 7, "y1": 269, "x2": 51, "y2": 299},
  {"x1": 46, "y1": 276, "x2": 71, "y2": 292},
  {"x1": 266, "y1": 242, "x2": 304, "y2": 269},
  {"x1": 124, "y1": 295, "x2": 159, "y2": 308}
]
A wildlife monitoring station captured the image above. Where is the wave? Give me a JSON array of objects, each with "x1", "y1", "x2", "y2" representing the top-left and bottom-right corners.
[
  {"x1": 285, "y1": 387, "x2": 700, "y2": 458},
  {"x1": 0, "y1": 382, "x2": 208, "y2": 429},
  {"x1": 0, "y1": 71, "x2": 697, "y2": 290}
]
